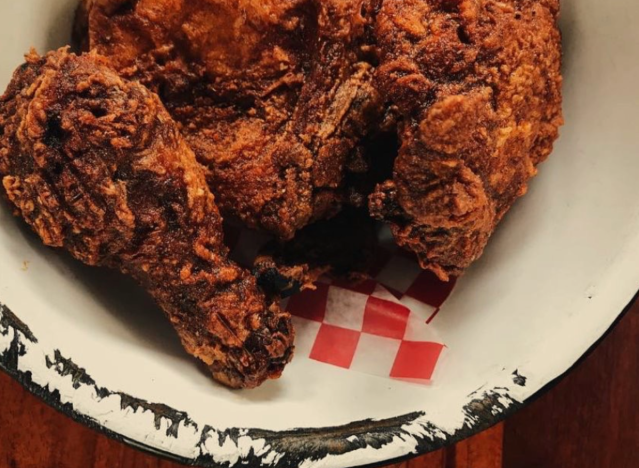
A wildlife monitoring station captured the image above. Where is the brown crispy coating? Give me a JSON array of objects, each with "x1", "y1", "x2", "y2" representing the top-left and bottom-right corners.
[
  {"x1": 75, "y1": 0, "x2": 383, "y2": 240},
  {"x1": 369, "y1": 0, "x2": 564, "y2": 280},
  {"x1": 0, "y1": 49, "x2": 293, "y2": 389}
]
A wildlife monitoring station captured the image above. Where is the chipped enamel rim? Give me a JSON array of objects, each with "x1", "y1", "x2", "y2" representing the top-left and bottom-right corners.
[
  {"x1": 3, "y1": 0, "x2": 639, "y2": 466},
  {"x1": 0, "y1": 294, "x2": 635, "y2": 468},
  {"x1": 1, "y1": 298, "x2": 517, "y2": 467}
]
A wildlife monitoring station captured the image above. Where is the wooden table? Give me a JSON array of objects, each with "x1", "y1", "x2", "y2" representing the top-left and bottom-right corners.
[{"x1": 1, "y1": 299, "x2": 637, "y2": 468}]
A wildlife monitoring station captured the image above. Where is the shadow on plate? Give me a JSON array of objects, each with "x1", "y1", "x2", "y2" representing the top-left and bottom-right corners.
[
  {"x1": 43, "y1": 0, "x2": 78, "y2": 53},
  {"x1": 7, "y1": 214, "x2": 187, "y2": 360}
]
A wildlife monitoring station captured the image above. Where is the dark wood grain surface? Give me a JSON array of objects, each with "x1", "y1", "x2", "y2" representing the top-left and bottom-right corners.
[
  {"x1": 503, "y1": 297, "x2": 639, "y2": 468},
  {"x1": 1, "y1": 299, "x2": 637, "y2": 468}
]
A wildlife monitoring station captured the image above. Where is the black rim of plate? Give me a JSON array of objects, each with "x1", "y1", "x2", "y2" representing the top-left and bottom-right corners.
[{"x1": 0, "y1": 287, "x2": 636, "y2": 468}]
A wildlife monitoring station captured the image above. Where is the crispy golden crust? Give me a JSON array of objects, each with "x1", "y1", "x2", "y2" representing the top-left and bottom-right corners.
[
  {"x1": 369, "y1": 0, "x2": 563, "y2": 280},
  {"x1": 76, "y1": 0, "x2": 382, "y2": 240},
  {"x1": 0, "y1": 49, "x2": 293, "y2": 388}
]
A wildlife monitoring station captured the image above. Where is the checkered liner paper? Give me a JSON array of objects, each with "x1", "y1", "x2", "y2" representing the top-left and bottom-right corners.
[{"x1": 227, "y1": 227, "x2": 457, "y2": 384}]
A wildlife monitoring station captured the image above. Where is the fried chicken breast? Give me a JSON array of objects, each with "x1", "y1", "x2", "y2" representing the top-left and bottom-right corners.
[
  {"x1": 0, "y1": 49, "x2": 293, "y2": 388},
  {"x1": 75, "y1": 0, "x2": 382, "y2": 240},
  {"x1": 369, "y1": 0, "x2": 564, "y2": 280}
]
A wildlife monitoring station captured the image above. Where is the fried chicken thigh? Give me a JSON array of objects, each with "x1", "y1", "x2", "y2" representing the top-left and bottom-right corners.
[
  {"x1": 75, "y1": 0, "x2": 382, "y2": 240},
  {"x1": 369, "y1": 0, "x2": 563, "y2": 280},
  {"x1": 0, "y1": 49, "x2": 293, "y2": 388}
]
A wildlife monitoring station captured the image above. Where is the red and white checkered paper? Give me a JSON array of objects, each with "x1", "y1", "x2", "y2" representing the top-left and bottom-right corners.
[{"x1": 226, "y1": 225, "x2": 457, "y2": 384}]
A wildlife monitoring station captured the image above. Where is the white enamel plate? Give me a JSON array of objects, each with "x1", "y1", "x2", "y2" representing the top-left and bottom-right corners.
[{"x1": 1, "y1": 0, "x2": 638, "y2": 467}]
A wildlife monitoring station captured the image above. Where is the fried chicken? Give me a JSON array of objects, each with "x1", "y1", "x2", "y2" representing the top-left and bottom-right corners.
[
  {"x1": 369, "y1": 0, "x2": 564, "y2": 280},
  {"x1": 75, "y1": 0, "x2": 382, "y2": 240},
  {"x1": 0, "y1": 49, "x2": 294, "y2": 389},
  {"x1": 74, "y1": 0, "x2": 563, "y2": 283}
]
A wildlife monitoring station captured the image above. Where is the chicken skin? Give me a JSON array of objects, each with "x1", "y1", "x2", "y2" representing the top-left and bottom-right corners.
[
  {"x1": 369, "y1": 0, "x2": 563, "y2": 280},
  {"x1": 75, "y1": 0, "x2": 382, "y2": 240},
  {"x1": 0, "y1": 49, "x2": 293, "y2": 388}
]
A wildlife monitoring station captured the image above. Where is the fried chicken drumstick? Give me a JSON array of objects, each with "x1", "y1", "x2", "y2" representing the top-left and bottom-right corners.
[
  {"x1": 369, "y1": 0, "x2": 563, "y2": 280},
  {"x1": 75, "y1": 0, "x2": 382, "y2": 240},
  {"x1": 0, "y1": 49, "x2": 293, "y2": 388}
]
